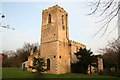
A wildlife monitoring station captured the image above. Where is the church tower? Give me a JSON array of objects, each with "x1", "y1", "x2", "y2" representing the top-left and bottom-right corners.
[{"x1": 40, "y1": 5, "x2": 70, "y2": 74}]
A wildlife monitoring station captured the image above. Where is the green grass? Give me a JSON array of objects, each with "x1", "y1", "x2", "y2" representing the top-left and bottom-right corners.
[
  {"x1": 2, "y1": 67, "x2": 119, "y2": 79},
  {"x1": 2, "y1": 67, "x2": 35, "y2": 78}
]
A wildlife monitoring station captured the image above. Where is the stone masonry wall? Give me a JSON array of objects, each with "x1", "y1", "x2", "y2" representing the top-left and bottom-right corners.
[
  {"x1": 40, "y1": 5, "x2": 70, "y2": 74},
  {"x1": 69, "y1": 40, "x2": 86, "y2": 63},
  {"x1": 57, "y1": 41, "x2": 70, "y2": 74}
]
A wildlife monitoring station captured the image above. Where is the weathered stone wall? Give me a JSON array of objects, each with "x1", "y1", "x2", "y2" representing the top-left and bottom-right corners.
[
  {"x1": 41, "y1": 24, "x2": 58, "y2": 43},
  {"x1": 40, "y1": 41, "x2": 58, "y2": 74},
  {"x1": 41, "y1": 5, "x2": 68, "y2": 44},
  {"x1": 40, "y1": 5, "x2": 70, "y2": 74},
  {"x1": 27, "y1": 53, "x2": 39, "y2": 72},
  {"x1": 69, "y1": 40, "x2": 86, "y2": 63},
  {"x1": 57, "y1": 42, "x2": 70, "y2": 74}
]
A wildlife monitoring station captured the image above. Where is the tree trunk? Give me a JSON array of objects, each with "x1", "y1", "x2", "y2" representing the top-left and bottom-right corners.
[
  {"x1": 90, "y1": 65, "x2": 92, "y2": 74},
  {"x1": 116, "y1": 64, "x2": 119, "y2": 72}
]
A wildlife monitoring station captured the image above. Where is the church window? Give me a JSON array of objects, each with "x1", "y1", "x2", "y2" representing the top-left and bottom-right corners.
[
  {"x1": 48, "y1": 14, "x2": 51, "y2": 23},
  {"x1": 62, "y1": 15, "x2": 65, "y2": 30},
  {"x1": 47, "y1": 59, "x2": 50, "y2": 70},
  {"x1": 62, "y1": 15, "x2": 64, "y2": 24},
  {"x1": 66, "y1": 14, "x2": 68, "y2": 26}
]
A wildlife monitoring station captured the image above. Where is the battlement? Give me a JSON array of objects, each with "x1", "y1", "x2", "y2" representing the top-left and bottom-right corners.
[
  {"x1": 69, "y1": 40, "x2": 86, "y2": 48},
  {"x1": 42, "y1": 5, "x2": 68, "y2": 14}
]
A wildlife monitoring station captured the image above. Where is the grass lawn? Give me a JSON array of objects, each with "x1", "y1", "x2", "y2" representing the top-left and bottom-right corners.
[{"x1": 2, "y1": 67, "x2": 120, "y2": 79}]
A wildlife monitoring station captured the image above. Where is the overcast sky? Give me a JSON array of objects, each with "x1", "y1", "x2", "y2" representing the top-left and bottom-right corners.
[{"x1": 0, "y1": 1, "x2": 118, "y2": 54}]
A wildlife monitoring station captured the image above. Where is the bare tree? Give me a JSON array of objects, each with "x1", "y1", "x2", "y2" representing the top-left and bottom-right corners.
[
  {"x1": 2, "y1": 42, "x2": 39, "y2": 67},
  {"x1": 22, "y1": 42, "x2": 39, "y2": 53},
  {"x1": 16, "y1": 42, "x2": 39, "y2": 62},
  {"x1": 101, "y1": 40, "x2": 120, "y2": 71},
  {"x1": 88, "y1": 0, "x2": 119, "y2": 38}
]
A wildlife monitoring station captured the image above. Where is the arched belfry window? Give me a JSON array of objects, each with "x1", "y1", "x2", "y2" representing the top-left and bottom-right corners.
[
  {"x1": 62, "y1": 15, "x2": 64, "y2": 24},
  {"x1": 47, "y1": 59, "x2": 50, "y2": 70},
  {"x1": 48, "y1": 14, "x2": 51, "y2": 23}
]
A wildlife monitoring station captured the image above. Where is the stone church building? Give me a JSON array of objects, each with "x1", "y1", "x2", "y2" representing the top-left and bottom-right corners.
[{"x1": 24, "y1": 5, "x2": 103, "y2": 74}]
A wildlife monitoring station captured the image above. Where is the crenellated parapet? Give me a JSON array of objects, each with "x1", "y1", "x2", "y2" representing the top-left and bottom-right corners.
[
  {"x1": 69, "y1": 40, "x2": 86, "y2": 48},
  {"x1": 42, "y1": 5, "x2": 68, "y2": 15}
]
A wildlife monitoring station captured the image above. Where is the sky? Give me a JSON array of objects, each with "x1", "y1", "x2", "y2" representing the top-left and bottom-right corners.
[{"x1": 0, "y1": 1, "x2": 118, "y2": 54}]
